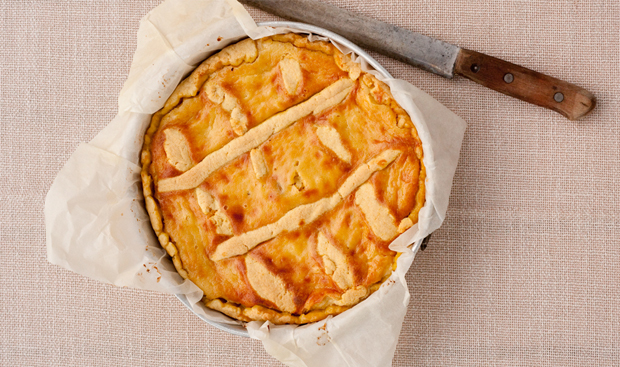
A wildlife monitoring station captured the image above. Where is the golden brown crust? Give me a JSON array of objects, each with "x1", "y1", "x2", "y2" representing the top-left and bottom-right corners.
[{"x1": 141, "y1": 33, "x2": 425, "y2": 325}]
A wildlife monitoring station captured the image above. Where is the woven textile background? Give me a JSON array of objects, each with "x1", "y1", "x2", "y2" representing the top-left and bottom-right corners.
[{"x1": 1, "y1": 0, "x2": 618, "y2": 365}]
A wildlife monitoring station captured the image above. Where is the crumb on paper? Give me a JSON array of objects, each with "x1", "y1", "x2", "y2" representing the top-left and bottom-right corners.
[
  {"x1": 140, "y1": 262, "x2": 163, "y2": 282},
  {"x1": 316, "y1": 322, "x2": 331, "y2": 346},
  {"x1": 383, "y1": 279, "x2": 396, "y2": 287}
]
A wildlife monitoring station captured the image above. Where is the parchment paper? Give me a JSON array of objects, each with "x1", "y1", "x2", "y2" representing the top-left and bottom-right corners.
[{"x1": 44, "y1": 0, "x2": 466, "y2": 365}]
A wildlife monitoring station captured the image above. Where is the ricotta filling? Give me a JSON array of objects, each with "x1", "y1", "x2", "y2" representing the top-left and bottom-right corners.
[
  {"x1": 158, "y1": 78, "x2": 354, "y2": 193},
  {"x1": 210, "y1": 149, "x2": 401, "y2": 261}
]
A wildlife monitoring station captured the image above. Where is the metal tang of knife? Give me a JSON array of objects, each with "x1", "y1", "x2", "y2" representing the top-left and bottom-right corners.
[{"x1": 240, "y1": 0, "x2": 596, "y2": 120}]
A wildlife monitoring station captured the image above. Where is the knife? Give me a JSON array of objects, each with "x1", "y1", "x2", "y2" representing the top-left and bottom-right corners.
[{"x1": 239, "y1": 0, "x2": 596, "y2": 120}]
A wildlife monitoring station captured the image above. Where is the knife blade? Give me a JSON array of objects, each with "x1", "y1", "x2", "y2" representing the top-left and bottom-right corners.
[{"x1": 239, "y1": 0, "x2": 596, "y2": 120}]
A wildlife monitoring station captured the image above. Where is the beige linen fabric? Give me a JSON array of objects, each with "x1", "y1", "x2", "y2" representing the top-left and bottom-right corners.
[{"x1": 1, "y1": 0, "x2": 618, "y2": 366}]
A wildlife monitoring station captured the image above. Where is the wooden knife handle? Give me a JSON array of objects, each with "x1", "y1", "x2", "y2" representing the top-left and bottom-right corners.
[{"x1": 455, "y1": 49, "x2": 596, "y2": 120}]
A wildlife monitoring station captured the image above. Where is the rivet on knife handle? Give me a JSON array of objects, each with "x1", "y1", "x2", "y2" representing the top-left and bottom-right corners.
[
  {"x1": 454, "y1": 49, "x2": 596, "y2": 120},
  {"x1": 240, "y1": 0, "x2": 596, "y2": 120}
]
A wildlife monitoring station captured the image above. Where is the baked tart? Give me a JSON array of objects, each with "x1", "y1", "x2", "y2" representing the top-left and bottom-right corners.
[{"x1": 141, "y1": 33, "x2": 425, "y2": 324}]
